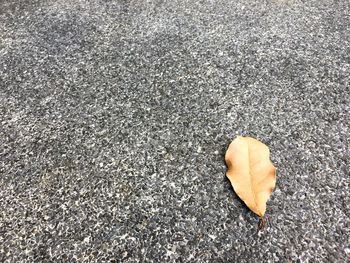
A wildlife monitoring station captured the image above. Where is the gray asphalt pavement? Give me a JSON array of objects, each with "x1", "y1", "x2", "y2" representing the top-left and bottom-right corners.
[{"x1": 0, "y1": 0, "x2": 349, "y2": 262}]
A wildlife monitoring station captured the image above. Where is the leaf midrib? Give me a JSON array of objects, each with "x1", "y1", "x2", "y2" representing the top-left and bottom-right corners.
[{"x1": 247, "y1": 144, "x2": 260, "y2": 215}]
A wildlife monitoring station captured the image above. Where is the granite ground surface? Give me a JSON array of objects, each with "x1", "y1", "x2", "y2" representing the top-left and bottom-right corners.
[{"x1": 0, "y1": 0, "x2": 349, "y2": 262}]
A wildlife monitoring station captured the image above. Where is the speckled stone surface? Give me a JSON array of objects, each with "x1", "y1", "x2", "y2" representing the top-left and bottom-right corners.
[{"x1": 0, "y1": 0, "x2": 349, "y2": 262}]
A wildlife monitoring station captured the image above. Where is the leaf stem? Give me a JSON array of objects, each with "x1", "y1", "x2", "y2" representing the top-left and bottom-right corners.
[{"x1": 260, "y1": 215, "x2": 265, "y2": 231}]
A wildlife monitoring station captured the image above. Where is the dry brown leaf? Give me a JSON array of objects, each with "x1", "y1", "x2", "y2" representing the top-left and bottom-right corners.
[{"x1": 225, "y1": 136, "x2": 276, "y2": 230}]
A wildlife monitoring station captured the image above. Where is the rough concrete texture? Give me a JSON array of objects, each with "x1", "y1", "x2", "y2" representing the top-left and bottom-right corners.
[{"x1": 0, "y1": 0, "x2": 349, "y2": 262}]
